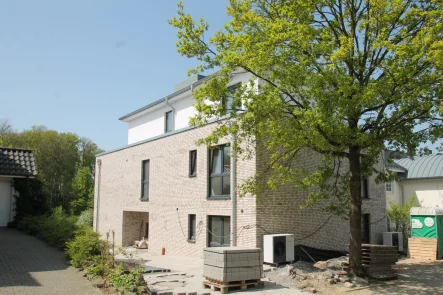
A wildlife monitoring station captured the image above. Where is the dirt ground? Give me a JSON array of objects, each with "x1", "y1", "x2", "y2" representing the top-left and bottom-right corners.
[{"x1": 265, "y1": 258, "x2": 443, "y2": 295}]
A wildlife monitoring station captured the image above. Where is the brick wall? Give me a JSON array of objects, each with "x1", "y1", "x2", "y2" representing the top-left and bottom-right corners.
[
  {"x1": 94, "y1": 122, "x2": 387, "y2": 257},
  {"x1": 94, "y1": 122, "x2": 257, "y2": 258},
  {"x1": 254, "y1": 148, "x2": 387, "y2": 252}
]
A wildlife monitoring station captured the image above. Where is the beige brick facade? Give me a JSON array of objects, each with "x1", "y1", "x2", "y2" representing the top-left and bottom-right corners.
[{"x1": 94, "y1": 122, "x2": 386, "y2": 258}]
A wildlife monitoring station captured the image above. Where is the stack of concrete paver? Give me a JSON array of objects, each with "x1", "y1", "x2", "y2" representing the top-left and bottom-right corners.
[
  {"x1": 203, "y1": 247, "x2": 263, "y2": 293},
  {"x1": 362, "y1": 244, "x2": 398, "y2": 280}
]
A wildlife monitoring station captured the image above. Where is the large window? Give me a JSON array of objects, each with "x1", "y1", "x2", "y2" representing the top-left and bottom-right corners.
[
  {"x1": 208, "y1": 216, "x2": 230, "y2": 247},
  {"x1": 209, "y1": 145, "x2": 230, "y2": 198},
  {"x1": 189, "y1": 150, "x2": 197, "y2": 177},
  {"x1": 165, "y1": 111, "x2": 173, "y2": 133},
  {"x1": 188, "y1": 214, "x2": 196, "y2": 241},
  {"x1": 361, "y1": 214, "x2": 370, "y2": 243},
  {"x1": 221, "y1": 83, "x2": 241, "y2": 113},
  {"x1": 141, "y1": 160, "x2": 150, "y2": 200}
]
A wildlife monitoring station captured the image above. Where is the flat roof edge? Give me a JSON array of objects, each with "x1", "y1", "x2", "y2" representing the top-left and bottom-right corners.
[
  {"x1": 118, "y1": 76, "x2": 211, "y2": 121},
  {"x1": 96, "y1": 125, "x2": 196, "y2": 157}
]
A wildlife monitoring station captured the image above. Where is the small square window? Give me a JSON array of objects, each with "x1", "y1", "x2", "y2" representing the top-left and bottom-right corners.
[
  {"x1": 189, "y1": 150, "x2": 197, "y2": 177},
  {"x1": 188, "y1": 214, "x2": 196, "y2": 241},
  {"x1": 386, "y1": 182, "x2": 392, "y2": 192}
]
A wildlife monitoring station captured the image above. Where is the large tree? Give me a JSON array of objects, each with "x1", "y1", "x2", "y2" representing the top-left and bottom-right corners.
[
  {"x1": 170, "y1": 0, "x2": 443, "y2": 275},
  {"x1": 0, "y1": 125, "x2": 103, "y2": 212}
]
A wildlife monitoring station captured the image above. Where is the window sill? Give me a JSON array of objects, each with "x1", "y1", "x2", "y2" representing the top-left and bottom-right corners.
[
  {"x1": 187, "y1": 239, "x2": 196, "y2": 243},
  {"x1": 189, "y1": 175, "x2": 197, "y2": 178},
  {"x1": 207, "y1": 196, "x2": 231, "y2": 200},
  {"x1": 140, "y1": 198, "x2": 149, "y2": 202}
]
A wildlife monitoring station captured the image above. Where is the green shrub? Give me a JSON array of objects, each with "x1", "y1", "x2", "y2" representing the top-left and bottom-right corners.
[
  {"x1": 77, "y1": 208, "x2": 93, "y2": 227},
  {"x1": 17, "y1": 207, "x2": 78, "y2": 249},
  {"x1": 108, "y1": 262, "x2": 147, "y2": 294},
  {"x1": 18, "y1": 215, "x2": 43, "y2": 234},
  {"x1": 85, "y1": 256, "x2": 110, "y2": 278},
  {"x1": 66, "y1": 226, "x2": 101, "y2": 268},
  {"x1": 38, "y1": 207, "x2": 78, "y2": 249}
]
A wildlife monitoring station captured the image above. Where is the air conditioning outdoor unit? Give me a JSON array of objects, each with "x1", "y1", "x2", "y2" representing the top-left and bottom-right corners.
[
  {"x1": 263, "y1": 234, "x2": 295, "y2": 264},
  {"x1": 383, "y1": 232, "x2": 403, "y2": 251}
]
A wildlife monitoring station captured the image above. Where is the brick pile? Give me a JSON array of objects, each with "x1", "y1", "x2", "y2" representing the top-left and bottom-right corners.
[{"x1": 362, "y1": 244, "x2": 398, "y2": 280}]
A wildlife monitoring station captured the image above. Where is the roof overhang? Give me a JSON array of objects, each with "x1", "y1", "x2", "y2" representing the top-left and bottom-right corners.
[{"x1": 119, "y1": 75, "x2": 210, "y2": 122}]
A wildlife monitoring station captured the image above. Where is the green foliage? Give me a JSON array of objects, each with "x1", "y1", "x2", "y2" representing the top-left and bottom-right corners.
[
  {"x1": 108, "y1": 262, "x2": 147, "y2": 294},
  {"x1": 18, "y1": 207, "x2": 78, "y2": 249},
  {"x1": 70, "y1": 167, "x2": 94, "y2": 215},
  {"x1": 12, "y1": 178, "x2": 48, "y2": 224},
  {"x1": 77, "y1": 209, "x2": 94, "y2": 227},
  {"x1": 387, "y1": 197, "x2": 420, "y2": 247},
  {"x1": 170, "y1": 0, "x2": 443, "y2": 274},
  {"x1": 1, "y1": 125, "x2": 103, "y2": 213},
  {"x1": 85, "y1": 255, "x2": 110, "y2": 278},
  {"x1": 66, "y1": 226, "x2": 101, "y2": 268}
]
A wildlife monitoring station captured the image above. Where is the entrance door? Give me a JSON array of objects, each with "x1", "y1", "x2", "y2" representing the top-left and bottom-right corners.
[{"x1": 0, "y1": 180, "x2": 11, "y2": 227}]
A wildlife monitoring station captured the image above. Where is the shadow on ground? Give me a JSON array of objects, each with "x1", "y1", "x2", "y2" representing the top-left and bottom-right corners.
[
  {"x1": 366, "y1": 260, "x2": 443, "y2": 295},
  {"x1": 0, "y1": 228, "x2": 68, "y2": 287}
]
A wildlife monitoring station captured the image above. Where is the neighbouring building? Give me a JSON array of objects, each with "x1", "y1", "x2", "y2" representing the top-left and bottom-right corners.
[
  {"x1": 386, "y1": 154, "x2": 443, "y2": 208},
  {"x1": 94, "y1": 71, "x2": 387, "y2": 258},
  {"x1": 0, "y1": 147, "x2": 37, "y2": 227}
]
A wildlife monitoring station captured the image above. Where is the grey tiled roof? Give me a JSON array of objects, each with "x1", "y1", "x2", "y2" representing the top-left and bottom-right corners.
[
  {"x1": 395, "y1": 155, "x2": 443, "y2": 179},
  {"x1": 0, "y1": 147, "x2": 37, "y2": 177}
]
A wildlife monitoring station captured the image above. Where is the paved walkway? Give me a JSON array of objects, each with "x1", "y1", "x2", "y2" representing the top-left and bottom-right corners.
[{"x1": 0, "y1": 228, "x2": 100, "y2": 295}]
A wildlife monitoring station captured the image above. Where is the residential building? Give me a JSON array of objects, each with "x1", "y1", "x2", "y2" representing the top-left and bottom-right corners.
[
  {"x1": 386, "y1": 154, "x2": 443, "y2": 208},
  {"x1": 94, "y1": 72, "x2": 387, "y2": 258},
  {"x1": 0, "y1": 147, "x2": 37, "y2": 226}
]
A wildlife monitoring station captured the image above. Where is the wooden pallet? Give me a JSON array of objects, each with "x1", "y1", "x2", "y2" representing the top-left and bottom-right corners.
[
  {"x1": 203, "y1": 279, "x2": 263, "y2": 294},
  {"x1": 408, "y1": 238, "x2": 438, "y2": 260}
]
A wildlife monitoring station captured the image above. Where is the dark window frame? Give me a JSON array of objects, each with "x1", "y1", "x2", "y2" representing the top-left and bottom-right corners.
[
  {"x1": 165, "y1": 111, "x2": 173, "y2": 133},
  {"x1": 360, "y1": 155, "x2": 369, "y2": 199},
  {"x1": 141, "y1": 160, "x2": 150, "y2": 201},
  {"x1": 208, "y1": 145, "x2": 231, "y2": 198},
  {"x1": 221, "y1": 83, "x2": 241, "y2": 113},
  {"x1": 188, "y1": 214, "x2": 196, "y2": 242},
  {"x1": 361, "y1": 213, "x2": 370, "y2": 244},
  {"x1": 361, "y1": 177, "x2": 369, "y2": 199},
  {"x1": 189, "y1": 150, "x2": 197, "y2": 177},
  {"x1": 207, "y1": 215, "x2": 230, "y2": 247}
]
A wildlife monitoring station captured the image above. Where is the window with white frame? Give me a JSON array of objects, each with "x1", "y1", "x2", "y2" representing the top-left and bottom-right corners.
[{"x1": 386, "y1": 182, "x2": 392, "y2": 192}]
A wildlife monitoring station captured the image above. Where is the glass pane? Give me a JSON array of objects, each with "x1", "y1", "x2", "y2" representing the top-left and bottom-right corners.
[
  {"x1": 143, "y1": 161, "x2": 149, "y2": 180},
  {"x1": 224, "y1": 96, "x2": 233, "y2": 112},
  {"x1": 190, "y1": 151, "x2": 197, "y2": 175},
  {"x1": 211, "y1": 149, "x2": 221, "y2": 174},
  {"x1": 142, "y1": 183, "x2": 149, "y2": 199},
  {"x1": 222, "y1": 175, "x2": 230, "y2": 195},
  {"x1": 223, "y1": 146, "x2": 231, "y2": 172},
  {"x1": 189, "y1": 215, "x2": 196, "y2": 240},
  {"x1": 222, "y1": 217, "x2": 231, "y2": 246},
  {"x1": 166, "y1": 111, "x2": 173, "y2": 132},
  {"x1": 210, "y1": 177, "x2": 222, "y2": 196},
  {"x1": 209, "y1": 216, "x2": 222, "y2": 246}
]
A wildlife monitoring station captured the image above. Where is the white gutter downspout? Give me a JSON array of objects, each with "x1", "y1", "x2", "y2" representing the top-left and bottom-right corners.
[
  {"x1": 95, "y1": 159, "x2": 102, "y2": 232},
  {"x1": 229, "y1": 121, "x2": 237, "y2": 246}
]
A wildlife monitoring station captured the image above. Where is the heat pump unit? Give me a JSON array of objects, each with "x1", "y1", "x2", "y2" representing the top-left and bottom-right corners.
[
  {"x1": 383, "y1": 232, "x2": 403, "y2": 251},
  {"x1": 263, "y1": 234, "x2": 295, "y2": 264}
]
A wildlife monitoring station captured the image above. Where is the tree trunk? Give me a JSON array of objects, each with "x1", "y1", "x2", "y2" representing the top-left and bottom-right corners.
[{"x1": 349, "y1": 146, "x2": 364, "y2": 277}]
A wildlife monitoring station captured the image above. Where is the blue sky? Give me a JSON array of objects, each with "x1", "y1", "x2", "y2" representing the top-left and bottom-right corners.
[{"x1": 0, "y1": 1, "x2": 229, "y2": 150}]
